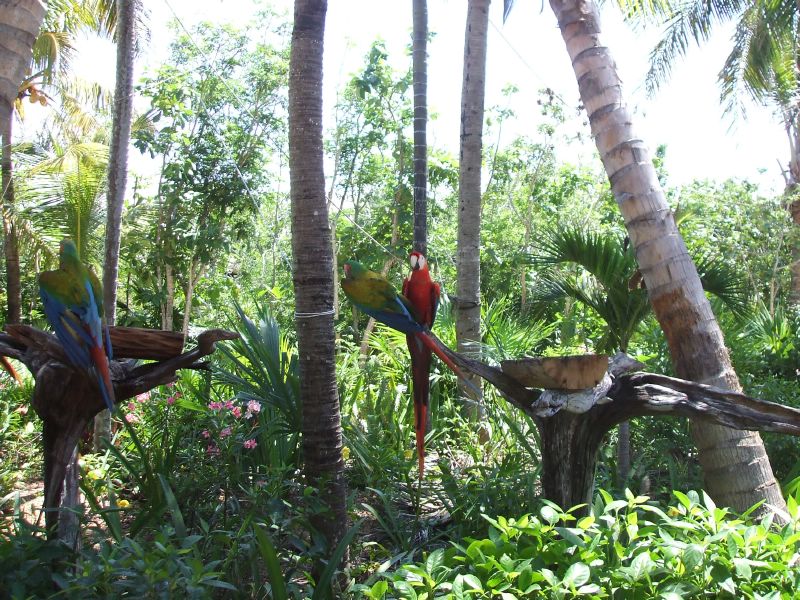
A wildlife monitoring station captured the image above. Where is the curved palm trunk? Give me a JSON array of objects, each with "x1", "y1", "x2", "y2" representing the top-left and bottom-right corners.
[
  {"x1": 457, "y1": 0, "x2": 490, "y2": 409},
  {"x1": 97, "y1": 0, "x2": 137, "y2": 450},
  {"x1": 288, "y1": 0, "x2": 348, "y2": 567},
  {"x1": 412, "y1": 0, "x2": 428, "y2": 254},
  {"x1": 549, "y1": 0, "x2": 785, "y2": 516},
  {"x1": 0, "y1": 0, "x2": 45, "y2": 324}
]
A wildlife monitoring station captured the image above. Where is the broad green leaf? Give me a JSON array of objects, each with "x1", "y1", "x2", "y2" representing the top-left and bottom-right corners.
[{"x1": 562, "y1": 562, "x2": 590, "y2": 587}]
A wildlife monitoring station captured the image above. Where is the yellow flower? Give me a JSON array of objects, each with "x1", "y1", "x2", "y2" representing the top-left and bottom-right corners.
[
  {"x1": 341, "y1": 446, "x2": 351, "y2": 461},
  {"x1": 403, "y1": 449, "x2": 414, "y2": 461},
  {"x1": 87, "y1": 469, "x2": 103, "y2": 480},
  {"x1": 117, "y1": 499, "x2": 130, "y2": 509}
]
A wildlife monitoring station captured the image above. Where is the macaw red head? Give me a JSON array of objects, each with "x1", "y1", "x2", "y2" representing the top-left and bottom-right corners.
[{"x1": 409, "y1": 251, "x2": 428, "y2": 272}]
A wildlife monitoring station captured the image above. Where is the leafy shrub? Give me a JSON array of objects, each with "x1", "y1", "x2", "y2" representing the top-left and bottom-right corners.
[{"x1": 355, "y1": 489, "x2": 800, "y2": 599}]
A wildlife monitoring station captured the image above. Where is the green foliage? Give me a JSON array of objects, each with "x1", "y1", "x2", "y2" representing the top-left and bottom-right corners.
[
  {"x1": 361, "y1": 489, "x2": 800, "y2": 599},
  {"x1": 215, "y1": 300, "x2": 301, "y2": 469}
]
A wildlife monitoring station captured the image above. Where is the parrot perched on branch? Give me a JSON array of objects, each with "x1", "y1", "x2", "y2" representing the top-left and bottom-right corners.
[
  {"x1": 39, "y1": 239, "x2": 115, "y2": 411},
  {"x1": 341, "y1": 258, "x2": 477, "y2": 478},
  {"x1": 402, "y1": 251, "x2": 440, "y2": 479}
]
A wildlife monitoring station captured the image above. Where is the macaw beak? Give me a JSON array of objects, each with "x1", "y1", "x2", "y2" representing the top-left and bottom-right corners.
[
  {"x1": 409, "y1": 254, "x2": 419, "y2": 270},
  {"x1": 343, "y1": 264, "x2": 351, "y2": 277}
]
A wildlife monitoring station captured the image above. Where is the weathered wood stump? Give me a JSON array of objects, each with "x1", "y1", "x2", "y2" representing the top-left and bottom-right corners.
[
  {"x1": 0, "y1": 325, "x2": 238, "y2": 542},
  {"x1": 432, "y1": 338, "x2": 800, "y2": 514}
]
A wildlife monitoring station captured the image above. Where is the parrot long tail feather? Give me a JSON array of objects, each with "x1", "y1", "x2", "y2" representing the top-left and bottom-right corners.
[
  {"x1": 414, "y1": 399, "x2": 427, "y2": 480},
  {"x1": 416, "y1": 332, "x2": 482, "y2": 398},
  {"x1": 0, "y1": 356, "x2": 21, "y2": 385},
  {"x1": 89, "y1": 345, "x2": 115, "y2": 411}
]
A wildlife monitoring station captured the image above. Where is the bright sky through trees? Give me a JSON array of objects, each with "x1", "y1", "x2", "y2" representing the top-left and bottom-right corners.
[{"x1": 35, "y1": 0, "x2": 789, "y2": 194}]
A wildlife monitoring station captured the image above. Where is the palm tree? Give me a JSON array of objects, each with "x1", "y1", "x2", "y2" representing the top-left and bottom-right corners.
[
  {"x1": 288, "y1": 0, "x2": 348, "y2": 566},
  {"x1": 97, "y1": 0, "x2": 138, "y2": 449},
  {"x1": 1, "y1": 0, "x2": 46, "y2": 323},
  {"x1": 505, "y1": 0, "x2": 787, "y2": 516},
  {"x1": 457, "y1": 0, "x2": 491, "y2": 408},
  {"x1": 103, "y1": 0, "x2": 137, "y2": 326},
  {"x1": 412, "y1": 0, "x2": 428, "y2": 254},
  {"x1": 621, "y1": 0, "x2": 800, "y2": 300}
]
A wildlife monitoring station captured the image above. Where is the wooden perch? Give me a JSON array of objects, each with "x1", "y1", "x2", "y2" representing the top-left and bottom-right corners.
[
  {"x1": 0, "y1": 324, "x2": 238, "y2": 541},
  {"x1": 428, "y1": 336, "x2": 800, "y2": 511},
  {"x1": 501, "y1": 355, "x2": 608, "y2": 390}
]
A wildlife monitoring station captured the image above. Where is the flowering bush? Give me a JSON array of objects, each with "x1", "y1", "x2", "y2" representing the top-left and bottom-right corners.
[{"x1": 201, "y1": 397, "x2": 261, "y2": 458}]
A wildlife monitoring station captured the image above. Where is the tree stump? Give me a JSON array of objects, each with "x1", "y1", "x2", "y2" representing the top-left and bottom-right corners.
[{"x1": 0, "y1": 325, "x2": 238, "y2": 542}]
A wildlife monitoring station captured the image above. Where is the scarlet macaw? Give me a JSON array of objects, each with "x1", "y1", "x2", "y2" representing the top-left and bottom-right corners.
[
  {"x1": 39, "y1": 239, "x2": 115, "y2": 411},
  {"x1": 342, "y1": 259, "x2": 477, "y2": 478},
  {"x1": 402, "y1": 251, "x2": 440, "y2": 479}
]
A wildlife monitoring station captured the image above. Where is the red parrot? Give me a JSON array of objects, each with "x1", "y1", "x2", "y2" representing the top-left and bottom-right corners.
[{"x1": 402, "y1": 251, "x2": 440, "y2": 479}]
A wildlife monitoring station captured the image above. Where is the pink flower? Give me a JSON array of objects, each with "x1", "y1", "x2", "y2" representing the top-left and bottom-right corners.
[
  {"x1": 224, "y1": 399, "x2": 234, "y2": 410},
  {"x1": 136, "y1": 392, "x2": 150, "y2": 403},
  {"x1": 206, "y1": 444, "x2": 220, "y2": 457},
  {"x1": 231, "y1": 406, "x2": 242, "y2": 419},
  {"x1": 125, "y1": 413, "x2": 140, "y2": 424},
  {"x1": 247, "y1": 400, "x2": 262, "y2": 415},
  {"x1": 220, "y1": 426, "x2": 232, "y2": 438},
  {"x1": 127, "y1": 402, "x2": 136, "y2": 412},
  {"x1": 208, "y1": 401, "x2": 223, "y2": 411},
  {"x1": 243, "y1": 439, "x2": 257, "y2": 449},
  {"x1": 174, "y1": 392, "x2": 182, "y2": 399},
  {"x1": 166, "y1": 396, "x2": 176, "y2": 405},
  {"x1": 201, "y1": 429, "x2": 211, "y2": 439},
  {"x1": 166, "y1": 381, "x2": 176, "y2": 388}
]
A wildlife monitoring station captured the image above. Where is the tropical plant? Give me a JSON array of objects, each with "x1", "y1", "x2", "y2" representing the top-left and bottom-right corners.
[{"x1": 528, "y1": 226, "x2": 750, "y2": 353}]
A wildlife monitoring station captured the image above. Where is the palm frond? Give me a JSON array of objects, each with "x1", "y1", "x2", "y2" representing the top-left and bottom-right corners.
[
  {"x1": 644, "y1": 0, "x2": 748, "y2": 94},
  {"x1": 528, "y1": 226, "x2": 636, "y2": 289},
  {"x1": 694, "y1": 252, "x2": 750, "y2": 319}
]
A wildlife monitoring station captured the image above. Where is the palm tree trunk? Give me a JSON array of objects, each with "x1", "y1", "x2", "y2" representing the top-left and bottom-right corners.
[
  {"x1": 97, "y1": 0, "x2": 137, "y2": 450},
  {"x1": 288, "y1": 0, "x2": 347, "y2": 569},
  {"x1": 457, "y1": 0, "x2": 490, "y2": 412},
  {"x1": 0, "y1": 0, "x2": 45, "y2": 324},
  {"x1": 412, "y1": 0, "x2": 428, "y2": 254},
  {"x1": 1, "y1": 111, "x2": 21, "y2": 324},
  {"x1": 549, "y1": 0, "x2": 785, "y2": 516}
]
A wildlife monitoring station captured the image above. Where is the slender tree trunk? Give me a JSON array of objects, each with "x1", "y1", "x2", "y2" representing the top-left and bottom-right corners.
[
  {"x1": 412, "y1": 0, "x2": 428, "y2": 255},
  {"x1": 549, "y1": 0, "x2": 786, "y2": 516},
  {"x1": 785, "y1": 115, "x2": 800, "y2": 304},
  {"x1": 288, "y1": 0, "x2": 347, "y2": 571},
  {"x1": 1, "y1": 112, "x2": 21, "y2": 324},
  {"x1": 0, "y1": 0, "x2": 44, "y2": 324},
  {"x1": 181, "y1": 258, "x2": 205, "y2": 336},
  {"x1": 163, "y1": 262, "x2": 174, "y2": 330},
  {"x1": 457, "y1": 0, "x2": 490, "y2": 411},
  {"x1": 97, "y1": 0, "x2": 137, "y2": 450}
]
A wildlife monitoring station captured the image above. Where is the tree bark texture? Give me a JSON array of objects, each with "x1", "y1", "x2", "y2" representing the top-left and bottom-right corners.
[
  {"x1": 97, "y1": 0, "x2": 137, "y2": 450},
  {"x1": 0, "y1": 0, "x2": 44, "y2": 325},
  {"x1": 457, "y1": 0, "x2": 490, "y2": 404},
  {"x1": 412, "y1": 0, "x2": 428, "y2": 255},
  {"x1": 103, "y1": 0, "x2": 137, "y2": 326},
  {"x1": 288, "y1": 0, "x2": 348, "y2": 559},
  {"x1": 1, "y1": 112, "x2": 21, "y2": 324},
  {"x1": 548, "y1": 0, "x2": 785, "y2": 517}
]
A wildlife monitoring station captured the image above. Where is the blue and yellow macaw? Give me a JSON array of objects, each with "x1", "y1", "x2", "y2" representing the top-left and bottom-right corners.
[
  {"x1": 39, "y1": 239, "x2": 115, "y2": 411},
  {"x1": 342, "y1": 259, "x2": 477, "y2": 478}
]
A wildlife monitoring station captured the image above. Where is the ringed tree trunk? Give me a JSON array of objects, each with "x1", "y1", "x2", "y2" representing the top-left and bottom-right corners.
[
  {"x1": 0, "y1": 0, "x2": 45, "y2": 324},
  {"x1": 785, "y1": 113, "x2": 800, "y2": 304},
  {"x1": 412, "y1": 0, "x2": 428, "y2": 255},
  {"x1": 288, "y1": 0, "x2": 348, "y2": 564},
  {"x1": 97, "y1": 0, "x2": 137, "y2": 450},
  {"x1": 457, "y1": 0, "x2": 490, "y2": 410},
  {"x1": 549, "y1": 0, "x2": 786, "y2": 516}
]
